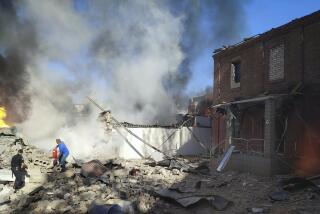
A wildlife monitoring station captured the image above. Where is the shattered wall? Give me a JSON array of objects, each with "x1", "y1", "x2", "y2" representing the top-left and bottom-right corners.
[
  {"x1": 104, "y1": 127, "x2": 212, "y2": 160},
  {"x1": 213, "y1": 11, "x2": 320, "y2": 176},
  {"x1": 233, "y1": 105, "x2": 264, "y2": 154},
  {"x1": 213, "y1": 11, "x2": 320, "y2": 105},
  {"x1": 212, "y1": 114, "x2": 226, "y2": 153}
]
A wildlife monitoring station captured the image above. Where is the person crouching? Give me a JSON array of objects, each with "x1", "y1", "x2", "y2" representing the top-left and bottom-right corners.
[{"x1": 55, "y1": 138, "x2": 70, "y2": 172}]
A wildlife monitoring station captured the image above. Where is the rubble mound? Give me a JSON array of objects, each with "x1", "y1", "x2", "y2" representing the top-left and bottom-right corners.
[
  {"x1": 1, "y1": 131, "x2": 320, "y2": 213},
  {"x1": 0, "y1": 131, "x2": 51, "y2": 169}
]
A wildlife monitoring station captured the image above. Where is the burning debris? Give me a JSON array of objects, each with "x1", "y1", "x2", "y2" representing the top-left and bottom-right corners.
[{"x1": 0, "y1": 107, "x2": 10, "y2": 128}]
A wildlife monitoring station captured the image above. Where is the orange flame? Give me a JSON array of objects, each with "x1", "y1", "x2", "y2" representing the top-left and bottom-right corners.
[{"x1": 0, "y1": 106, "x2": 10, "y2": 128}]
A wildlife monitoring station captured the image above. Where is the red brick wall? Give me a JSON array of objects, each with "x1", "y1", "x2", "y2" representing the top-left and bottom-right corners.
[
  {"x1": 213, "y1": 114, "x2": 226, "y2": 153},
  {"x1": 212, "y1": 12, "x2": 320, "y2": 156},
  {"x1": 264, "y1": 28, "x2": 303, "y2": 94},
  {"x1": 213, "y1": 16, "x2": 320, "y2": 103},
  {"x1": 304, "y1": 21, "x2": 320, "y2": 85},
  {"x1": 213, "y1": 44, "x2": 265, "y2": 104}
]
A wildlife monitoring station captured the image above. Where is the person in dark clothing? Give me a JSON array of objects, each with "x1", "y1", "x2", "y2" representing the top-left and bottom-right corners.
[
  {"x1": 56, "y1": 139, "x2": 69, "y2": 172},
  {"x1": 11, "y1": 149, "x2": 28, "y2": 190}
]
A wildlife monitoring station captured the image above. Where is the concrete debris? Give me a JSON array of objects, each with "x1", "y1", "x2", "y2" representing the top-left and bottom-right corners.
[
  {"x1": 129, "y1": 168, "x2": 140, "y2": 176},
  {"x1": 16, "y1": 195, "x2": 41, "y2": 208},
  {"x1": 149, "y1": 158, "x2": 193, "y2": 172},
  {"x1": 209, "y1": 195, "x2": 232, "y2": 211},
  {"x1": 191, "y1": 162, "x2": 210, "y2": 175},
  {"x1": 109, "y1": 115, "x2": 194, "y2": 129},
  {"x1": 149, "y1": 158, "x2": 211, "y2": 176},
  {"x1": 80, "y1": 159, "x2": 108, "y2": 178},
  {"x1": 28, "y1": 186, "x2": 44, "y2": 196},
  {"x1": 105, "y1": 199, "x2": 134, "y2": 213},
  {"x1": 195, "y1": 181, "x2": 202, "y2": 189},
  {"x1": 0, "y1": 133, "x2": 52, "y2": 170},
  {"x1": 154, "y1": 188, "x2": 232, "y2": 210},
  {"x1": 88, "y1": 202, "x2": 124, "y2": 214},
  {"x1": 88, "y1": 199, "x2": 135, "y2": 214},
  {"x1": 0, "y1": 154, "x2": 320, "y2": 213},
  {"x1": 0, "y1": 128, "x2": 16, "y2": 137},
  {"x1": 0, "y1": 186, "x2": 13, "y2": 204},
  {"x1": 279, "y1": 176, "x2": 319, "y2": 192},
  {"x1": 268, "y1": 191, "x2": 289, "y2": 201},
  {"x1": 250, "y1": 207, "x2": 264, "y2": 213},
  {"x1": 169, "y1": 186, "x2": 196, "y2": 194},
  {"x1": 2, "y1": 134, "x2": 320, "y2": 213},
  {"x1": 0, "y1": 169, "x2": 15, "y2": 182},
  {"x1": 0, "y1": 204, "x2": 10, "y2": 212}
]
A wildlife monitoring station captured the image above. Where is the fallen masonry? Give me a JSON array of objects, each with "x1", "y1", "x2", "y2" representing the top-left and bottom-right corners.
[{"x1": 1, "y1": 130, "x2": 320, "y2": 213}]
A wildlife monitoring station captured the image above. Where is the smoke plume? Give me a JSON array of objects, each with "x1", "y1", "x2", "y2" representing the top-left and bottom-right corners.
[
  {"x1": 164, "y1": 0, "x2": 249, "y2": 96},
  {"x1": 0, "y1": 0, "x2": 249, "y2": 158},
  {"x1": 0, "y1": 0, "x2": 37, "y2": 123}
]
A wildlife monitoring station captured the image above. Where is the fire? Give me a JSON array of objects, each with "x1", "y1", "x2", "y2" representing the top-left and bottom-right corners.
[{"x1": 0, "y1": 106, "x2": 10, "y2": 128}]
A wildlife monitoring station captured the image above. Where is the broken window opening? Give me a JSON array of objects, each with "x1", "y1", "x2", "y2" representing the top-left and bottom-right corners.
[
  {"x1": 231, "y1": 118, "x2": 240, "y2": 138},
  {"x1": 231, "y1": 61, "x2": 241, "y2": 88}
]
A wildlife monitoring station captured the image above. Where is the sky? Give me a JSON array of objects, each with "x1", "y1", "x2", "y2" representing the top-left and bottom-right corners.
[{"x1": 186, "y1": 0, "x2": 320, "y2": 95}]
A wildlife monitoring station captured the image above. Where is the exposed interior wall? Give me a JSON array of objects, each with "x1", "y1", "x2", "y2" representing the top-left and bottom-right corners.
[
  {"x1": 232, "y1": 104, "x2": 265, "y2": 154},
  {"x1": 219, "y1": 95, "x2": 320, "y2": 176}
]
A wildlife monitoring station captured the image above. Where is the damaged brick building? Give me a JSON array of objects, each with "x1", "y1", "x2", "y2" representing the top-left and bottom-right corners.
[{"x1": 212, "y1": 11, "x2": 320, "y2": 176}]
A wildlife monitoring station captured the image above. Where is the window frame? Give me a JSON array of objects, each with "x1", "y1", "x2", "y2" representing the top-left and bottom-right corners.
[{"x1": 230, "y1": 60, "x2": 241, "y2": 88}]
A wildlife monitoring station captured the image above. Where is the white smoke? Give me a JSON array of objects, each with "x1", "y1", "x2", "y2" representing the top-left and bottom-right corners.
[{"x1": 17, "y1": 0, "x2": 184, "y2": 158}]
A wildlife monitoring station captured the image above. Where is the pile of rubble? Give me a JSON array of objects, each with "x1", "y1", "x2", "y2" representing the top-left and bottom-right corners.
[
  {"x1": 99, "y1": 110, "x2": 194, "y2": 129},
  {"x1": 3, "y1": 157, "x2": 320, "y2": 213},
  {"x1": 0, "y1": 128, "x2": 52, "y2": 169},
  {"x1": 1, "y1": 129, "x2": 320, "y2": 213}
]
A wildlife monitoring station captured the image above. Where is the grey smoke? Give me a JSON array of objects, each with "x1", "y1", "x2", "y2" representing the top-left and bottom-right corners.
[
  {"x1": 212, "y1": 0, "x2": 249, "y2": 43},
  {"x1": 16, "y1": 0, "x2": 184, "y2": 156},
  {"x1": 0, "y1": 0, "x2": 37, "y2": 123},
  {"x1": 165, "y1": 0, "x2": 249, "y2": 96},
  {"x1": 0, "y1": 0, "x2": 249, "y2": 157}
]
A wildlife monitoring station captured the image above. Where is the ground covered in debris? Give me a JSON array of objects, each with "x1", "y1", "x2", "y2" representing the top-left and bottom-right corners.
[{"x1": 1, "y1": 133, "x2": 320, "y2": 213}]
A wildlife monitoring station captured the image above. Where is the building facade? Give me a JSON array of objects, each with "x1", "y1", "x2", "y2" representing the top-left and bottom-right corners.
[{"x1": 212, "y1": 11, "x2": 320, "y2": 176}]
